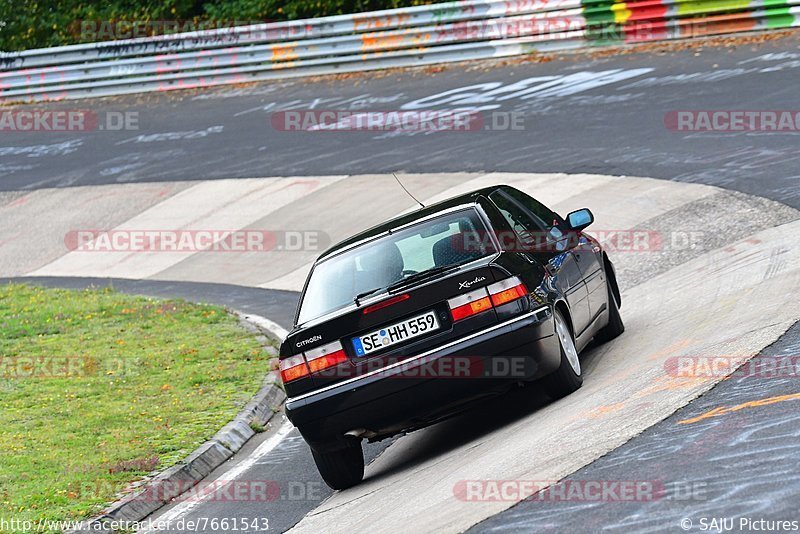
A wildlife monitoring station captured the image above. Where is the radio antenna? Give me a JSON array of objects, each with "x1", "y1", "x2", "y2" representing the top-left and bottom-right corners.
[{"x1": 393, "y1": 172, "x2": 424, "y2": 209}]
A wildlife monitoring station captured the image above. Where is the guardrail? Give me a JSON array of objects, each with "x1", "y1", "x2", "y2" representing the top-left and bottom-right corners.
[{"x1": 1, "y1": 0, "x2": 799, "y2": 102}]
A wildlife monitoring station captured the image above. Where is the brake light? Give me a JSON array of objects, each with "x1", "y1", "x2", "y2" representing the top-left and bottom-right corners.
[
  {"x1": 448, "y1": 277, "x2": 529, "y2": 321},
  {"x1": 448, "y1": 288, "x2": 492, "y2": 321},
  {"x1": 362, "y1": 293, "x2": 410, "y2": 314},
  {"x1": 488, "y1": 277, "x2": 528, "y2": 306},
  {"x1": 451, "y1": 297, "x2": 492, "y2": 321},
  {"x1": 279, "y1": 354, "x2": 310, "y2": 383},
  {"x1": 305, "y1": 341, "x2": 348, "y2": 373},
  {"x1": 279, "y1": 340, "x2": 349, "y2": 383}
]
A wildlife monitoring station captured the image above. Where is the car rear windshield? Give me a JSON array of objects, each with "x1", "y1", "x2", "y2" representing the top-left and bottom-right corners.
[{"x1": 297, "y1": 208, "x2": 496, "y2": 324}]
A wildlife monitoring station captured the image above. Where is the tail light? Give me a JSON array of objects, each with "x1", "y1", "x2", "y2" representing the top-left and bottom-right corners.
[
  {"x1": 305, "y1": 341, "x2": 348, "y2": 373},
  {"x1": 279, "y1": 341, "x2": 348, "y2": 384},
  {"x1": 487, "y1": 277, "x2": 528, "y2": 306},
  {"x1": 448, "y1": 288, "x2": 493, "y2": 321},
  {"x1": 279, "y1": 354, "x2": 310, "y2": 383},
  {"x1": 448, "y1": 277, "x2": 528, "y2": 322}
]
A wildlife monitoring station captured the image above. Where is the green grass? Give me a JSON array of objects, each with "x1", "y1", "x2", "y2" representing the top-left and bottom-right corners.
[{"x1": 0, "y1": 284, "x2": 273, "y2": 532}]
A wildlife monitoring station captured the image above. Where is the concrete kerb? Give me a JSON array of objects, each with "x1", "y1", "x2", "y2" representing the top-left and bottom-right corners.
[{"x1": 67, "y1": 311, "x2": 288, "y2": 532}]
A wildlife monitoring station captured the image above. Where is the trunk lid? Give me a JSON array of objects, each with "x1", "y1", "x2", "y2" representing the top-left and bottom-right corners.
[{"x1": 284, "y1": 259, "x2": 511, "y2": 390}]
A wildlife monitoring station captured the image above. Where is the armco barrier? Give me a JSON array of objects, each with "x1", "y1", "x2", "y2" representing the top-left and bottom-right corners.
[{"x1": 1, "y1": 0, "x2": 799, "y2": 102}]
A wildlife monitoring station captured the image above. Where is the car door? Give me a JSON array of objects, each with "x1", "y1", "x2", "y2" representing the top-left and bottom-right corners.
[
  {"x1": 570, "y1": 231, "x2": 607, "y2": 322},
  {"x1": 487, "y1": 188, "x2": 592, "y2": 335}
]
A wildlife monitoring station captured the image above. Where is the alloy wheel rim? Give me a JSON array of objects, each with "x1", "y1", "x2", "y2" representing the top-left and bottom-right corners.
[{"x1": 555, "y1": 313, "x2": 581, "y2": 375}]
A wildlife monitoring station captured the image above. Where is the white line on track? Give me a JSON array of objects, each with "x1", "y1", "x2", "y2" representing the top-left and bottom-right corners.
[{"x1": 141, "y1": 421, "x2": 295, "y2": 531}]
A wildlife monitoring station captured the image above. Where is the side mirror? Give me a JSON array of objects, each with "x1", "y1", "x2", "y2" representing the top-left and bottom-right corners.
[{"x1": 566, "y1": 208, "x2": 594, "y2": 231}]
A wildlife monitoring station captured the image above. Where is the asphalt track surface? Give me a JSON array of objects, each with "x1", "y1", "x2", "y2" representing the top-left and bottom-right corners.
[
  {"x1": 6, "y1": 174, "x2": 800, "y2": 532},
  {"x1": 473, "y1": 321, "x2": 800, "y2": 533},
  {"x1": 1, "y1": 33, "x2": 800, "y2": 211},
  {"x1": 2, "y1": 31, "x2": 800, "y2": 533}
]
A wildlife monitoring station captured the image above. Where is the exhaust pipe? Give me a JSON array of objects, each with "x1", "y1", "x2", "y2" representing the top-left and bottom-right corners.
[{"x1": 345, "y1": 428, "x2": 377, "y2": 439}]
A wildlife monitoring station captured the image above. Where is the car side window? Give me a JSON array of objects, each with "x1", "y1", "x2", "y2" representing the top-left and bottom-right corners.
[
  {"x1": 488, "y1": 191, "x2": 545, "y2": 249},
  {"x1": 489, "y1": 189, "x2": 568, "y2": 252},
  {"x1": 503, "y1": 187, "x2": 565, "y2": 230}
]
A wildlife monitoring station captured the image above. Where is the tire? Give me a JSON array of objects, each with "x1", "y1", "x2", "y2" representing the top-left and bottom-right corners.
[
  {"x1": 595, "y1": 280, "x2": 625, "y2": 344},
  {"x1": 311, "y1": 441, "x2": 365, "y2": 490},
  {"x1": 542, "y1": 309, "x2": 583, "y2": 400}
]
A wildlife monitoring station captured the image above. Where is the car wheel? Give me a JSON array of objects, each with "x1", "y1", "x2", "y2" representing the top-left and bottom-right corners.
[
  {"x1": 543, "y1": 309, "x2": 583, "y2": 400},
  {"x1": 311, "y1": 441, "x2": 365, "y2": 490},
  {"x1": 595, "y1": 281, "x2": 625, "y2": 344}
]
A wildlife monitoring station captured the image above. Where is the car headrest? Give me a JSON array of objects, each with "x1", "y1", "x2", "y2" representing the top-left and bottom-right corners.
[
  {"x1": 433, "y1": 234, "x2": 478, "y2": 267},
  {"x1": 359, "y1": 242, "x2": 404, "y2": 281}
]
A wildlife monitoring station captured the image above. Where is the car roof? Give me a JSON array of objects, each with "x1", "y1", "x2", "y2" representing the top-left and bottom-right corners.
[{"x1": 317, "y1": 185, "x2": 502, "y2": 261}]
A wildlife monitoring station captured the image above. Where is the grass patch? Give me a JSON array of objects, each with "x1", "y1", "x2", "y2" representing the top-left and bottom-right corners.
[{"x1": 0, "y1": 284, "x2": 272, "y2": 531}]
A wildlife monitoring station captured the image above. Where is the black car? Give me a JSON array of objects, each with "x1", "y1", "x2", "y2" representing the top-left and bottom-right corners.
[{"x1": 279, "y1": 185, "x2": 624, "y2": 489}]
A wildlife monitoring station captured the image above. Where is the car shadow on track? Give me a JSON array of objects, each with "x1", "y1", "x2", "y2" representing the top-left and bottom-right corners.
[{"x1": 361, "y1": 340, "x2": 609, "y2": 484}]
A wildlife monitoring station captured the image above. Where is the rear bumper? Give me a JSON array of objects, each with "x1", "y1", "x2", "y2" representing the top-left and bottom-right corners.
[{"x1": 285, "y1": 307, "x2": 560, "y2": 449}]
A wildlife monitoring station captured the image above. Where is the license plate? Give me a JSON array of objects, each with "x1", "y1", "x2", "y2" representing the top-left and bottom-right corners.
[{"x1": 352, "y1": 311, "x2": 440, "y2": 356}]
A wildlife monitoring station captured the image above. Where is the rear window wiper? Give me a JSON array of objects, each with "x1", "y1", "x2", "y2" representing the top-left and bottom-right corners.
[
  {"x1": 354, "y1": 286, "x2": 384, "y2": 307},
  {"x1": 353, "y1": 264, "x2": 461, "y2": 306},
  {"x1": 387, "y1": 264, "x2": 460, "y2": 292}
]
